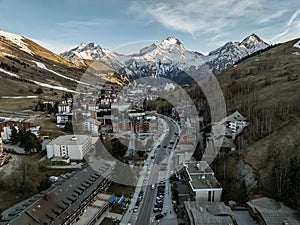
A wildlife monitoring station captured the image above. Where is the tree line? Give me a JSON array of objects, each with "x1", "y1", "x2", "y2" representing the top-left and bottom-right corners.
[{"x1": 10, "y1": 127, "x2": 42, "y2": 152}]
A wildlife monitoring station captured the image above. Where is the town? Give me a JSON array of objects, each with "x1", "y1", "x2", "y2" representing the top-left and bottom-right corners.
[{"x1": 0, "y1": 79, "x2": 298, "y2": 225}]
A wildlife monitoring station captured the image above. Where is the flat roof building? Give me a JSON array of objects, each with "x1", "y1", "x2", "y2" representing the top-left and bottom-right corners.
[
  {"x1": 184, "y1": 161, "x2": 222, "y2": 202},
  {"x1": 46, "y1": 135, "x2": 92, "y2": 160}
]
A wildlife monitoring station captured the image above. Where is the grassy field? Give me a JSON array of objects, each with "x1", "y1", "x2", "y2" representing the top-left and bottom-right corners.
[{"x1": 37, "y1": 116, "x2": 70, "y2": 138}]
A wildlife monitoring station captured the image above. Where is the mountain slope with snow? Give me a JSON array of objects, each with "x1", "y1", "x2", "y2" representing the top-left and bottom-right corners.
[
  {"x1": 206, "y1": 34, "x2": 269, "y2": 73},
  {"x1": 61, "y1": 34, "x2": 269, "y2": 83},
  {"x1": 0, "y1": 29, "x2": 130, "y2": 98}
]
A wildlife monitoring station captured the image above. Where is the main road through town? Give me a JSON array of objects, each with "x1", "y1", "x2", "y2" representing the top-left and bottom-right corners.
[{"x1": 134, "y1": 115, "x2": 179, "y2": 225}]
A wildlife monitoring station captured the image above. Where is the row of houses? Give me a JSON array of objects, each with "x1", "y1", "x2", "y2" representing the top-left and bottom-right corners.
[{"x1": 0, "y1": 163, "x2": 113, "y2": 225}]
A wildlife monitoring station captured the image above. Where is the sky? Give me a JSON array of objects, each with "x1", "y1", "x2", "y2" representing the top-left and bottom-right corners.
[{"x1": 0, "y1": 0, "x2": 300, "y2": 55}]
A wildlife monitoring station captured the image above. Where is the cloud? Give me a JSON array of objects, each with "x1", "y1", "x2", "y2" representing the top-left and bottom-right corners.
[
  {"x1": 57, "y1": 18, "x2": 115, "y2": 28},
  {"x1": 271, "y1": 9, "x2": 300, "y2": 42},
  {"x1": 258, "y1": 9, "x2": 287, "y2": 24},
  {"x1": 131, "y1": 0, "x2": 262, "y2": 34},
  {"x1": 287, "y1": 9, "x2": 300, "y2": 26}
]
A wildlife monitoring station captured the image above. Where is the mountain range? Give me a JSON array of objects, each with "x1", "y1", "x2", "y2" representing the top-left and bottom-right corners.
[
  {"x1": 0, "y1": 29, "x2": 129, "y2": 92},
  {"x1": 61, "y1": 34, "x2": 269, "y2": 83},
  {"x1": 0, "y1": 28, "x2": 269, "y2": 88}
]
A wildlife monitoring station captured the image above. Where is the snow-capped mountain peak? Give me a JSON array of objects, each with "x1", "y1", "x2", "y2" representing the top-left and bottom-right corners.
[
  {"x1": 241, "y1": 33, "x2": 265, "y2": 45},
  {"x1": 61, "y1": 34, "x2": 269, "y2": 83},
  {"x1": 165, "y1": 36, "x2": 182, "y2": 46},
  {"x1": 61, "y1": 42, "x2": 117, "y2": 61},
  {"x1": 206, "y1": 33, "x2": 269, "y2": 73}
]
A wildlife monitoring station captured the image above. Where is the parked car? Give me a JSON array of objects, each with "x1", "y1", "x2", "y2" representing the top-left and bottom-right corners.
[
  {"x1": 155, "y1": 214, "x2": 164, "y2": 220},
  {"x1": 153, "y1": 208, "x2": 162, "y2": 213}
]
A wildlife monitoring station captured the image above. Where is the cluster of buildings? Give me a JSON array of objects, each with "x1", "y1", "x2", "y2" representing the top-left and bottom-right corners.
[
  {"x1": 0, "y1": 117, "x2": 41, "y2": 142},
  {"x1": 55, "y1": 86, "x2": 159, "y2": 137},
  {"x1": 0, "y1": 117, "x2": 40, "y2": 162},
  {"x1": 180, "y1": 161, "x2": 300, "y2": 225}
]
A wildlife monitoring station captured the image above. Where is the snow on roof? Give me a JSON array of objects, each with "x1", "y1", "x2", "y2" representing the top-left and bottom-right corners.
[{"x1": 0, "y1": 29, "x2": 33, "y2": 55}]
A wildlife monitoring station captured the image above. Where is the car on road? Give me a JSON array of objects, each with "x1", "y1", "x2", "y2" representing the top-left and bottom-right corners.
[
  {"x1": 153, "y1": 208, "x2": 162, "y2": 213},
  {"x1": 155, "y1": 214, "x2": 164, "y2": 220},
  {"x1": 133, "y1": 206, "x2": 139, "y2": 212},
  {"x1": 151, "y1": 184, "x2": 156, "y2": 190},
  {"x1": 156, "y1": 199, "x2": 163, "y2": 204},
  {"x1": 138, "y1": 196, "x2": 143, "y2": 202},
  {"x1": 156, "y1": 196, "x2": 163, "y2": 200}
]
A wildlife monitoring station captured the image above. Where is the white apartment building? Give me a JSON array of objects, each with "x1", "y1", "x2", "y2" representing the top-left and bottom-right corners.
[
  {"x1": 184, "y1": 161, "x2": 223, "y2": 202},
  {"x1": 46, "y1": 135, "x2": 92, "y2": 160}
]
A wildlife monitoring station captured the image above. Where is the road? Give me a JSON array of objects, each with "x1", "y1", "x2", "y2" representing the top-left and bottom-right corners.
[{"x1": 135, "y1": 115, "x2": 179, "y2": 225}]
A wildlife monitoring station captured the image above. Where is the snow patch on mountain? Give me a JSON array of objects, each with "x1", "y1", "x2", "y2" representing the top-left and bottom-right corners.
[
  {"x1": 0, "y1": 29, "x2": 33, "y2": 55},
  {"x1": 293, "y1": 40, "x2": 300, "y2": 49},
  {"x1": 32, "y1": 60, "x2": 90, "y2": 86},
  {"x1": 32, "y1": 60, "x2": 47, "y2": 69},
  {"x1": 0, "y1": 67, "x2": 79, "y2": 93}
]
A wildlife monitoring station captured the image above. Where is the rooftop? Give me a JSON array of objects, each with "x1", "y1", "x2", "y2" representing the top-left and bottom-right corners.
[
  {"x1": 190, "y1": 174, "x2": 221, "y2": 190},
  {"x1": 247, "y1": 197, "x2": 300, "y2": 225},
  {"x1": 184, "y1": 201, "x2": 234, "y2": 225},
  {"x1": 48, "y1": 135, "x2": 91, "y2": 145},
  {"x1": 184, "y1": 161, "x2": 221, "y2": 190},
  {"x1": 184, "y1": 161, "x2": 214, "y2": 175},
  {"x1": 1, "y1": 163, "x2": 113, "y2": 225}
]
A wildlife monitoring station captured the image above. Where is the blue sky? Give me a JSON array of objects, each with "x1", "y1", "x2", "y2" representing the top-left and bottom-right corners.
[{"x1": 0, "y1": 0, "x2": 300, "y2": 55}]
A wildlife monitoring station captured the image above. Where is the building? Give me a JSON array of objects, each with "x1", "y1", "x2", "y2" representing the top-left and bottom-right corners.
[
  {"x1": 247, "y1": 197, "x2": 300, "y2": 225},
  {"x1": 184, "y1": 201, "x2": 237, "y2": 225},
  {"x1": 183, "y1": 161, "x2": 223, "y2": 202},
  {"x1": 83, "y1": 118, "x2": 100, "y2": 136},
  {"x1": 0, "y1": 164, "x2": 113, "y2": 225},
  {"x1": 0, "y1": 118, "x2": 40, "y2": 141},
  {"x1": 55, "y1": 112, "x2": 73, "y2": 128},
  {"x1": 210, "y1": 111, "x2": 248, "y2": 151},
  {"x1": 46, "y1": 135, "x2": 92, "y2": 160}
]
